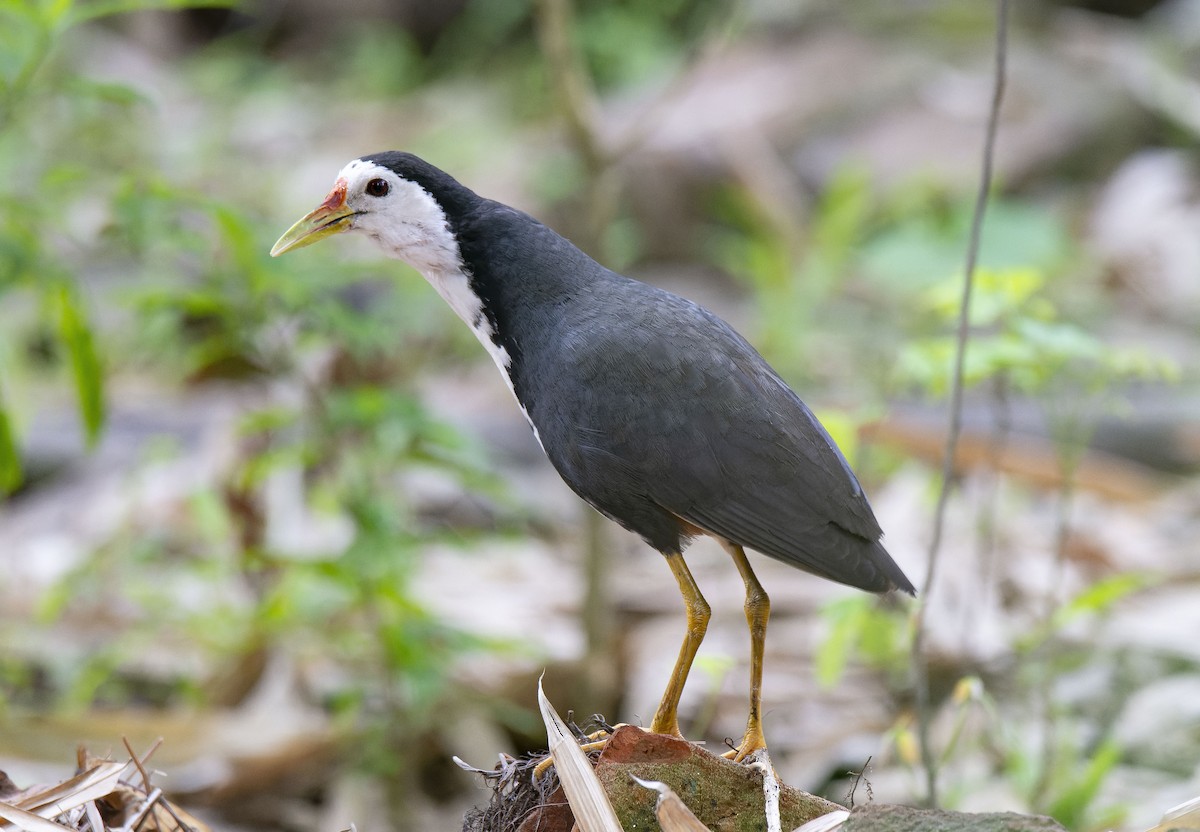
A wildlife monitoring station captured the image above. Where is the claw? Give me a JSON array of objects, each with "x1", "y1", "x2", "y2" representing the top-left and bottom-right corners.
[{"x1": 721, "y1": 721, "x2": 768, "y2": 764}]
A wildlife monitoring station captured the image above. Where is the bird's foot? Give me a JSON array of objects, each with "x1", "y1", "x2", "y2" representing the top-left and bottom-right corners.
[
  {"x1": 722, "y1": 722, "x2": 768, "y2": 764},
  {"x1": 532, "y1": 725, "x2": 625, "y2": 780}
]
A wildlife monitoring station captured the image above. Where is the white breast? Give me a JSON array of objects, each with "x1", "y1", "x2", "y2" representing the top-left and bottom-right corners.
[{"x1": 424, "y1": 266, "x2": 545, "y2": 451}]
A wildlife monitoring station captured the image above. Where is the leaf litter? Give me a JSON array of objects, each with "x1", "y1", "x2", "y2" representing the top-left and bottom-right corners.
[{"x1": 0, "y1": 742, "x2": 207, "y2": 832}]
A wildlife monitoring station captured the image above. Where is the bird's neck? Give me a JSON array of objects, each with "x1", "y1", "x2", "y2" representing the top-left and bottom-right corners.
[
  {"x1": 422, "y1": 263, "x2": 520, "y2": 394},
  {"x1": 410, "y1": 201, "x2": 604, "y2": 419}
]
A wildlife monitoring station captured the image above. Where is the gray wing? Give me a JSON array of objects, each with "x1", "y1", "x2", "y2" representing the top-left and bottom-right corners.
[
  {"x1": 542, "y1": 285, "x2": 913, "y2": 594},
  {"x1": 654, "y1": 346, "x2": 911, "y2": 593}
]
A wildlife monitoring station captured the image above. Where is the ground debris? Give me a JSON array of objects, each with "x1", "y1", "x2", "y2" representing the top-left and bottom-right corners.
[
  {"x1": 457, "y1": 751, "x2": 565, "y2": 832},
  {"x1": 0, "y1": 744, "x2": 207, "y2": 832},
  {"x1": 460, "y1": 723, "x2": 842, "y2": 832},
  {"x1": 458, "y1": 715, "x2": 611, "y2": 832}
]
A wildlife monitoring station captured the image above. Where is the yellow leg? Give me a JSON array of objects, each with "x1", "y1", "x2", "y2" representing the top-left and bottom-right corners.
[
  {"x1": 720, "y1": 540, "x2": 770, "y2": 761},
  {"x1": 649, "y1": 551, "x2": 711, "y2": 737}
]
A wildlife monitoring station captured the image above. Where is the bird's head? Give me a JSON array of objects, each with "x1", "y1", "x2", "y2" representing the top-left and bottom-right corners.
[{"x1": 271, "y1": 152, "x2": 471, "y2": 275}]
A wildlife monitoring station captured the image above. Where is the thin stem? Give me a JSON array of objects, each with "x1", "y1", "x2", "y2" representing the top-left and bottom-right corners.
[
  {"x1": 1031, "y1": 406, "x2": 1086, "y2": 807},
  {"x1": 533, "y1": 0, "x2": 606, "y2": 176},
  {"x1": 1030, "y1": 471, "x2": 1076, "y2": 808},
  {"x1": 533, "y1": 0, "x2": 620, "y2": 720},
  {"x1": 912, "y1": 0, "x2": 1010, "y2": 808}
]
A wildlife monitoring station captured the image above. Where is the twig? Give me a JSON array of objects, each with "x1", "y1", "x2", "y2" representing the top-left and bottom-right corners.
[
  {"x1": 533, "y1": 0, "x2": 744, "y2": 173},
  {"x1": 845, "y1": 755, "x2": 873, "y2": 809},
  {"x1": 121, "y1": 738, "x2": 152, "y2": 793},
  {"x1": 533, "y1": 0, "x2": 605, "y2": 175},
  {"x1": 911, "y1": 0, "x2": 1010, "y2": 808},
  {"x1": 532, "y1": 0, "x2": 622, "y2": 725},
  {"x1": 1031, "y1": 425, "x2": 1083, "y2": 806},
  {"x1": 976, "y1": 375, "x2": 1012, "y2": 621},
  {"x1": 122, "y1": 737, "x2": 162, "y2": 832},
  {"x1": 137, "y1": 738, "x2": 164, "y2": 771},
  {"x1": 608, "y1": 4, "x2": 745, "y2": 162},
  {"x1": 120, "y1": 787, "x2": 163, "y2": 832},
  {"x1": 152, "y1": 797, "x2": 198, "y2": 832}
]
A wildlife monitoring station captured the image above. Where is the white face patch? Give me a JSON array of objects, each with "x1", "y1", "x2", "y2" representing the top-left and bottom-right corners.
[
  {"x1": 337, "y1": 159, "x2": 461, "y2": 276},
  {"x1": 334, "y1": 159, "x2": 541, "y2": 448}
]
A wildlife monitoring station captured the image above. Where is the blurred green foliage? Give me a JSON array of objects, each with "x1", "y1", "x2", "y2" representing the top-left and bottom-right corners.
[
  {"x1": 0, "y1": 0, "x2": 1189, "y2": 826},
  {"x1": 0, "y1": 0, "x2": 740, "y2": 807},
  {"x1": 899, "y1": 264, "x2": 1176, "y2": 484},
  {"x1": 431, "y1": 0, "x2": 724, "y2": 94},
  {"x1": 0, "y1": 0, "x2": 527, "y2": 791},
  {"x1": 708, "y1": 166, "x2": 875, "y2": 388},
  {"x1": 0, "y1": 0, "x2": 250, "y2": 492},
  {"x1": 898, "y1": 265, "x2": 1175, "y2": 397},
  {"x1": 707, "y1": 143, "x2": 1177, "y2": 827},
  {"x1": 844, "y1": 573, "x2": 1151, "y2": 828},
  {"x1": 815, "y1": 595, "x2": 910, "y2": 689}
]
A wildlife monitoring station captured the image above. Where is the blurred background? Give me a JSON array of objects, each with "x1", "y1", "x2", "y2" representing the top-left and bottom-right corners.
[{"x1": 1, "y1": 0, "x2": 1198, "y2": 830}]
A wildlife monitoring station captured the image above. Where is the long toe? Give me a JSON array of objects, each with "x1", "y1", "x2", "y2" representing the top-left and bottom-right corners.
[{"x1": 722, "y1": 723, "x2": 768, "y2": 763}]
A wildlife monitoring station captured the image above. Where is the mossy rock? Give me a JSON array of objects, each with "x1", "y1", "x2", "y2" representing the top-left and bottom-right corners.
[
  {"x1": 594, "y1": 726, "x2": 842, "y2": 831},
  {"x1": 843, "y1": 804, "x2": 1067, "y2": 831},
  {"x1": 471, "y1": 726, "x2": 1071, "y2": 832}
]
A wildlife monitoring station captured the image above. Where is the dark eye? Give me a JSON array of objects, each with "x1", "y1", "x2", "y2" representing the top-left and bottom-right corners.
[{"x1": 365, "y1": 178, "x2": 389, "y2": 197}]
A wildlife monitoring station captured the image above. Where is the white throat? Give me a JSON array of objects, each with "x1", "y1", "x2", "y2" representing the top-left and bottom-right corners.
[
  {"x1": 337, "y1": 160, "x2": 510, "y2": 371},
  {"x1": 422, "y1": 265, "x2": 544, "y2": 450},
  {"x1": 337, "y1": 160, "x2": 535, "y2": 439},
  {"x1": 338, "y1": 159, "x2": 544, "y2": 451},
  {"x1": 424, "y1": 265, "x2": 514, "y2": 383}
]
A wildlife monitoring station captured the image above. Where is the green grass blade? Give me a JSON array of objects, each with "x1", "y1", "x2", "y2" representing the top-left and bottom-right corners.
[
  {"x1": 54, "y1": 285, "x2": 105, "y2": 447},
  {"x1": 66, "y1": 0, "x2": 236, "y2": 27},
  {"x1": 0, "y1": 401, "x2": 20, "y2": 495}
]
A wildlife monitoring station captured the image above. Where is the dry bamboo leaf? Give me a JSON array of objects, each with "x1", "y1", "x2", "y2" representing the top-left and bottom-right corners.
[
  {"x1": 629, "y1": 775, "x2": 711, "y2": 832},
  {"x1": 0, "y1": 799, "x2": 72, "y2": 832},
  {"x1": 1144, "y1": 795, "x2": 1200, "y2": 831},
  {"x1": 537, "y1": 676, "x2": 621, "y2": 832},
  {"x1": 83, "y1": 801, "x2": 104, "y2": 832},
  {"x1": 792, "y1": 809, "x2": 850, "y2": 832},
  {"x1": 15, "y1": 762, "x2": 129, "y2": 816}
]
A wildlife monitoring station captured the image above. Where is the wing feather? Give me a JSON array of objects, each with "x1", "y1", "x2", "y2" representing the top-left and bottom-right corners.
[{"x1": 532, "y1": 278, "x2": 913, "y2": 594}]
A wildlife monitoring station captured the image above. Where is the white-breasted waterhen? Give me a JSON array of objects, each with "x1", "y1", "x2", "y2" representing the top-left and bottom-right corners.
[{"x1": 272, "y1": 152, "x2": 915, "y2": 762}]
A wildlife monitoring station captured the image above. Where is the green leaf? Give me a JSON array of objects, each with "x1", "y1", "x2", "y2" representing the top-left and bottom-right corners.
[
  {"x1": 0, "y1": 399, "x2": 20, "y2": 495},
  {"x1": 816, "y1": 597, "x2": 868, "y2": 687},
  {"x1": 211, "y1": 203, "x2": 261, "y2": 279},
  {"x1": 862, "y1": 197, "x2": 1071, "y2": 290},
  {"x1": 815, "y1": 409, "x2": 859, "y2": 470},
  {"x1": 1046, "y1": 738, "x2": 1122, "y2": 827},
  {"x1": 65, "y1": 0, "x2": 236, "y2": 28},
  {"x1": 1012, "y1": 318, "x2": 1103, "y2": 366},
  {"x1": 811, "y1": 165, "x2": 872, "y2": 269},
  {"x1": 1018, "y1": 573, "x2": 1151, "y2": 654},
  {"x1": 1054, "y1": 573, "x2": 1150, "y2": 629},
  {"x1": 54, "y1": 284, "x2": 105, "y2": 446},
  {"x1": 924, "y1": 267, "x2": 1046, "y2": 327},
  {"x1": 63, "y1": 76, "x2": 148, "y2": 107}
]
